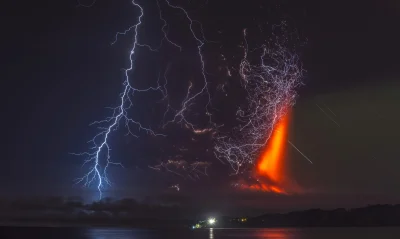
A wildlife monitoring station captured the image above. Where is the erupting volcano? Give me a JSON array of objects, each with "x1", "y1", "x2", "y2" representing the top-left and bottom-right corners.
[
  {"x1": 240, "y1": 108, "x2": 300, "y2": 194},
  {"x1": 255, "y1": 109, "x2": 290, "y2": 193}
]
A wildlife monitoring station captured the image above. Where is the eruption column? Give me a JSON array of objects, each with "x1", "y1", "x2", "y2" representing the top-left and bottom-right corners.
[{"x1": 257, "y1": 109, "x2": 290, "y2": 186}]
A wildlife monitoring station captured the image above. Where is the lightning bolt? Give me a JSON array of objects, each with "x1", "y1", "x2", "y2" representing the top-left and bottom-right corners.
[
  {"x1": 74, "y1": 0, "x2": 217, "y2": 199},
  {"x1": 161, "y1": 0, "x2": 214, "y2": 132},
  {"x1": 73, "y1": 0, "x2": 170, "y2": 199},
  {"x1": 156, "y1": 0, "x2": 182, "y2": 52},
  {"x1": 74, "y1": 1, "x2": 304, "y2": 197},
  {"x1": 149, "y1": 159, "x2": 210, "y2": 180},
  {"x1": 214, "y1": 21, "x2": 304, "y2": 174}
]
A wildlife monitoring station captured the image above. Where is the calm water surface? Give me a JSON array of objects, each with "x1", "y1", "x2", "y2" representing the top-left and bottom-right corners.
[{"x1": 1, "y1": 227, "x2": 400, "y2": 239}]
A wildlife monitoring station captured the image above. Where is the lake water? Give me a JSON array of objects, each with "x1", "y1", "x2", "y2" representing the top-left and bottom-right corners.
[{"x1": 1, "y1": 227, "x2": 400, "y2": 239}]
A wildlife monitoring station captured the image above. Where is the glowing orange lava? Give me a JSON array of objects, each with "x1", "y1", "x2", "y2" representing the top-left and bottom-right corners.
[
  {"x1": 242, "y1": 108, "x2": 294, "y2": 194},
  {"x1": 257, "y1": 110, "x2": 289, "y2": 183}
]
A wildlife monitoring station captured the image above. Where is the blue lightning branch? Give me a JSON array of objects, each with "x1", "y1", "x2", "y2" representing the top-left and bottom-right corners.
[
  {"x1": 161, "y1": 0, "x2": 214, "y2": 131},
  {"x1": 157, "y1": 0, "x2": 182, "y2": 52},
  {"x1": 73, "y1": 0, "x2": 173, "y2": 199},
  {"x1": 75, "y1": 0, "x2": 218, "y2": 198}
]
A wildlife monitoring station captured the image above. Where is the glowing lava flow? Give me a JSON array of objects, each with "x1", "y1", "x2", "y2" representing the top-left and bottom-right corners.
[
  {"x1": 256, "y1": 109, "x2": 290, "y2": 191},
  {"x1": 243, "y1": 109, "x2": 292, "y2": 194}
]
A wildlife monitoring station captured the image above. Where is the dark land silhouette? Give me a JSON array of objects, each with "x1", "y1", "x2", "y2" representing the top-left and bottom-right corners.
[
  {"x1": 226, "y1": 204, "x2": 400, "y2": 228},
  {"x1": 1, "y1": 197, "x2": 400, "y2": 228}
]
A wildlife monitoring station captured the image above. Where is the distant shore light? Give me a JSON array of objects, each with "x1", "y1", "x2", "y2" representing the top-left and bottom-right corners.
[{"x1": 208, "y1": 217, "x2": 216, "y2": 225}]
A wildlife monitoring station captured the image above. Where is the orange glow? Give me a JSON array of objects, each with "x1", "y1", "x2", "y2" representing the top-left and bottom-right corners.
[
  {"x1": 240, "y1": 108, "x2": 297, "y2": 194},
  {"x1": 255, "y1": 229, "x2": 290, "y2": 239},
  {"x1": 257, "y1": 110, "x2": 290, "y2": 184}
]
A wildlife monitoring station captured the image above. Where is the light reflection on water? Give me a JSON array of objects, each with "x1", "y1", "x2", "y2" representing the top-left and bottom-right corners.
[
  {"x1": 84, "y1": 228, "x2": 296, "y2": 239},
  {"x1": 84, "y1": 228, "x2": 156, "y2": 239},
  {"x1": 3, "y1": 226, "x2": 400, "y2": 239},
  {"x1": 65, "y1": 227, "x2": 400, "y2": 239},
  {"x1": 212, "y1": 228, "x2": 297, "y2": 239},
  {"x1": 254, "y1": 228, "x2": 292, "y2": 238}
]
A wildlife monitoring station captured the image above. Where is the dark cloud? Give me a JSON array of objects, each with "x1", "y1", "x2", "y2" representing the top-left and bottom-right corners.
[
  {"x1": 2, "y1": 0, "x2": 400, "y2": 215},
  {"x1": 290, "y1": 81, "x2": 400, "y2": 195}
]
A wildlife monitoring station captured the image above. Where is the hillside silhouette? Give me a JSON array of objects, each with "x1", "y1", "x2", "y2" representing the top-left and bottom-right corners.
[{"x1": 0, "y1": 197, "x2": 400, "y2": 228}]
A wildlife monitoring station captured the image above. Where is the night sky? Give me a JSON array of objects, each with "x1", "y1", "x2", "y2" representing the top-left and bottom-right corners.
[{"x1": 2, "y1": 0, "x2": 400, "y2": 215}]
